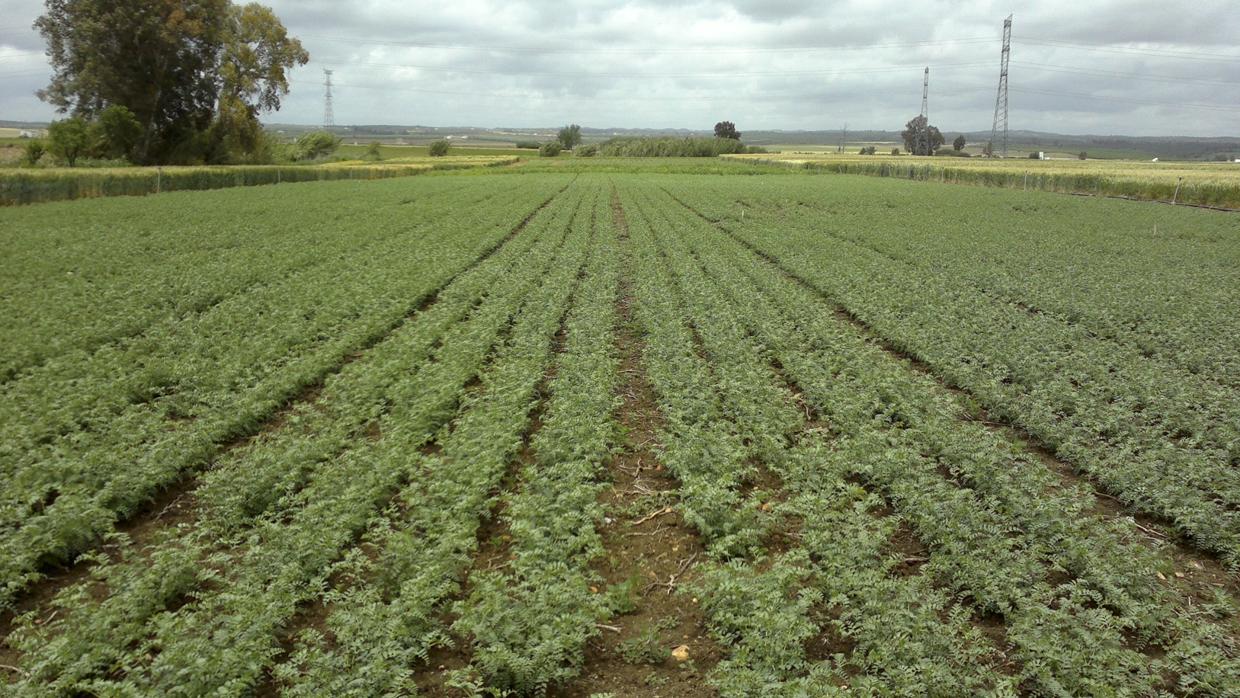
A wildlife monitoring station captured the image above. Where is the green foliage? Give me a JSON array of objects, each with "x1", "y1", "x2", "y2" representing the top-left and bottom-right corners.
[
  {"x1": 539, "y1": 141, "x2": 563, "y2": 157},
  {"x1": 858, "y1": 146, "x2": 877, "y2": 155},
  {"x1": 21, "y1": 139, "x2": 45, "y2": 166},
  {"x1": 46, "y1": 117, "x2": 89, "y2": 166},
  {"x1": 557, "y1": 123, "x2": 582, "y2": 150},
  {"x1": 953, "y1": 134, "x2": 967, "y2": 151},
  {"x1": 365, "y1": 141, "x2": 383, "y2": 160},
  {"x1": 901, "y1": 115, "x2": 945, "y2": 155},
  {"x1": 618, "y1": 623, "x2": 674, "y2": 665},
  {"x1": 291, "y1": 131, "x2": 341, "y2": 161},
  {"x1": 428, "y1": 139, "x2": 451, "y2": 157},
  {"x1": 598, "y1": 137, "x2": 750, "y2": 157},
  {"x1": 89, "y1": 105, "x2": 142, "y2": 160},
  {"x1": 35, "y1": 0, "x2": 306, "y2": 164},
  {"x1": 890, "y1": 147, "x2": 900, "y2": 155},
  {"x1": 514, "y1": 141, "x2": 541, "y2": 149},
  {"x1": 574, "y1": 143, "x2": 599, "y2": 157},
  {"x1": 714, "y1": 121, "x2": 741, "y2": 140}
]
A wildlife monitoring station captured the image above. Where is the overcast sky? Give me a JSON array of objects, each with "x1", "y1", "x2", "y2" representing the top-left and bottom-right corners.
[{"x1": 1, "y1": 0, "x2": 1238, "y2": 136}]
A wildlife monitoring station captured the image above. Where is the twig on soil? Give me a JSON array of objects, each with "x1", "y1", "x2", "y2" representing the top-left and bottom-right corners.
[
  {"x1": 1, "y1": 664, "x2": 29, "y2": 677},
  {"x1": 645, "y1": 553, "x2": 699, "y2": 595},
  {"x1": 595, "y1": 623, "x2": 623, "y2": 633},
  {"x1": 632, "y1": 506, "x2": 675, "y2": 526}
]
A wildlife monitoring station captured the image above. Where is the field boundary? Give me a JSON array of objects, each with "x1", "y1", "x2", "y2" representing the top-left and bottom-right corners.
[
  {"x1": 0, "y1": 157, "x2": 516, "y2": 207},
  {"x1": 729, "y1": 155, "x2": 1240, "y2": 212}
]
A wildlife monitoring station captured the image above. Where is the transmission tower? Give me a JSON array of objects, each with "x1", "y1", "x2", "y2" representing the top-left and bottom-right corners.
[
  {"x1": 323, "y1": 69, "x2": 335, "y2": 129},
  {"x1": 915, "y1": 67, "x2": 929, "y2": 156},
  {"x1": 989, "y1": 15, "x2": 1012, "y2": 157},
  {"x1": 839, "y1": 122, "x2": 848, "y2": 153}
]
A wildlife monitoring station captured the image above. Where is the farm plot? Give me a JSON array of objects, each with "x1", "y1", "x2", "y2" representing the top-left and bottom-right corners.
[{"x1": 2, "y1": 171, "x2": 1239, "y2": 696}]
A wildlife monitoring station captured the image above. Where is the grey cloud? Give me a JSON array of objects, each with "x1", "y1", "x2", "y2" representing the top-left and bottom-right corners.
[{"x1": 0, "y1": 0, "x2": 1237, "y2": 136}]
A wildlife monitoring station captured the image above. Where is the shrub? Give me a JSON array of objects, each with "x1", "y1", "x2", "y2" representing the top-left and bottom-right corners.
[
  {"x1": 366, "y1": 142, "x2": 383, "y2": 160},
  {"x1": 428, "y1": 140, "x2": 451, "y2": 157},
  {"x1": 1078, "y1": 151, "x2": 1088, "y2": 160},
  {"x1": 22, "y1": 140, "x2": 46, "y2": 167},
  {"x1": 574, "y1": 143, "x2": 599, "y2": 157},
  {"x1": 514, "y1": 141, "x2": 541, "y2": 149},
  {"x1": 746, "y1": 145, "x2": 768, "y2": 154},
  {"x1": 47, "y1": 117, "x2": 90, "y2": 167},
  {"x1": 539, "y1": 142, "x2": 563, "y2": 157},
  {"x1": 891, "y1": 148, "x2": 901, "y2": 156},
  {"x1": 596, "y1": 137, "x2": 748, "y2": 157},
  {"x1": 291, "y1": 131, "x2": 341, "y2": 161},
  {"x1": 859, "y1": 146, "x2": 877, "y2": 155}
]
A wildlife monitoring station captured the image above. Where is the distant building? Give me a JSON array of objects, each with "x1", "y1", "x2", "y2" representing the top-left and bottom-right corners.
[{"x1": 18, "y1": 130, "x2": 37, "y2": 139}]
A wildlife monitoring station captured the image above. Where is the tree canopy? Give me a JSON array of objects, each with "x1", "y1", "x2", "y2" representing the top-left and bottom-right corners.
[
  {"x1": 557, "y1": 124, "x2": 582, "y2": 150},
  {"x1": 901, "y1": 115, "x2": 945, "y2": 156},
  {"x1": 714, "y1": 121, "x2": 741, "y2": 140},
  {"x1": 35, "y1": 0, "x2": 307, "y2": 164}
]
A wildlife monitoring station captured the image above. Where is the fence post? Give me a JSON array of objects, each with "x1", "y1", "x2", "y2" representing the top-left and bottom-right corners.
[{"x1": 1172, "y1": 177, "x2": 1183, "y2": 205}]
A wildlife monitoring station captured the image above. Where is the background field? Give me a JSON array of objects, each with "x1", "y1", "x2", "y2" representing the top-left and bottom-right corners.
[
  {"x1": 1, "y1": 164, "x2": 1238, "y2": 696},
  {"x1": 730, "y1": 151, "x2": 1240, "y2": 208}
]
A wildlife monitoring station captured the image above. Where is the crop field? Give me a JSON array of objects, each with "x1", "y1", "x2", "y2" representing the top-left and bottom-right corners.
[
  {"x1": 1, "y1": 169, "x2": 1239, "y2": 696},
  {"x1": 731, "y1": 152, "x2": 1240, "y2": 209}
]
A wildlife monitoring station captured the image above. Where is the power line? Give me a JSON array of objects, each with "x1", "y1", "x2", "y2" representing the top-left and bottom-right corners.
[
  {"x1": 1015, "y1": 61, "x2": 1240, "y2": 86},
  {"x1": 296, "y1": 33, "x2": 997, "y2": 54},
  {"x1": 1016, "y1": 37, "x2": 1240, "y2": 63},
  {"x1": 326, "y1": 59, "x2": 993, "y2": 80}
]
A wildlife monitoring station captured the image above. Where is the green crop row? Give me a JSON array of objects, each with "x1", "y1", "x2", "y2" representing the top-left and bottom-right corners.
[
  {"x1": 623, "y1": 177, "x2": 1240, "y2": 695},
  {"x1": 670, "y1": 176, "x2": 1240, "y2": 566},
  {"x1": 0, "y1": 176, "x2": 572, "y2": 609},
  {"x1": 272, "y1": 183, "x2": 599, "y2": 696},
  {"x1": 7, "y1": 180, "x2": 590, "y2": 695},
  {"x1": 0, "y1": 177, "x2": 518, "y2": 381},
  {"x1": 452, "y1": 186, "x2": 624, "y2": 691}
]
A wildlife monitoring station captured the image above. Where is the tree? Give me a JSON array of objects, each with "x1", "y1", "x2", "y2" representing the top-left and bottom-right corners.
[
  {"x1": 366, "y1": 141, "x2": 383, "y2": 160},
  {"x1": 22, "y1": 140, "x2": 46, "y2": 166},
  {"x1": 89, "y1": 105, "x2": 142, "y2": 160},
  {"x1": 953, "y1": 134, "x2": 966, "y2": 152},
  {"x1": 557, "y1": 124, "x2": 582, "y2": 150},
  {"x1": 901, "y1": 115, "x2": 945, "y2": 156},
  {"x1": 539, "y1": 142, "x2": 562, "y2": 157},
  {"x1": 714, "y1": 121, "x2": 741, "y2": 140},
  {"x1": 35, "y1": 0, "x2": 307, "y2": 164},
  {"x1": 291, "y1": 131, "x2": 340, "y2": 161},
  {"x1": 428, "y1": 140, "x2": 451, "y2": 157},
  {"x1": 47, "y1": 116, "x2": 89, "y2": 166},
  {"x1": 1078, "y1": 151, "x2": 1088, "y2": 160},
  {"x1": 891, "y1": 148, "x2": 900, "y2": 156}
]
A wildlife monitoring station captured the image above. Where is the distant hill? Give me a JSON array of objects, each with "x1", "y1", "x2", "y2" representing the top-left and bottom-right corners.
[{"x1": 9, "y1": 118, "x2": 1239, "y2": 161}]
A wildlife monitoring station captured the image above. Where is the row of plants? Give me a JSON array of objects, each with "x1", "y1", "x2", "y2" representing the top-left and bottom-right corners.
[
  {"x1": 638, "y1": 180, "x2": 1240, "y2": 694},
  {"x1": 733, "y1": 154, "x2": 1240, "y2": 208},
  {"x1": 672, "y1": 176, "x2": 1240, "y2": 566},
  {"x1": 0, "y1": 176, "x2": 572, "y2": 609},
  {"x1": 5, "y1": 182, "x2": 592, "y2": 693},
  {"x1": 451, "y1": 189, "x2": 624, "y2": 690},
  {"x1": 625, "y1": 183, "x2": 1013, "y2": 694},
  {"x1": 272, "y1": 184, "x2": 601, "y2": 695},
  {"x1": 758, "y1": 186, "x2": 1240, "y2": 391},
  {"x1": 0, "y1": 176, "x2": 513, "y2": 382}
]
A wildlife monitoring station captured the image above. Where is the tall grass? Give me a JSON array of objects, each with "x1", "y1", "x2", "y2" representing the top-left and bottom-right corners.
[
  {"x1": 732, "y1": 155, "x2": 1240, "y2": 209},
  {"x1": 0, "y1": 157, "x2": 516, "y2": 206}
]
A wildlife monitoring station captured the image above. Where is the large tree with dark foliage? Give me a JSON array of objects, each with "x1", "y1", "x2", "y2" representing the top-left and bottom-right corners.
[
  {"x1": 35, "y1": 0, "x2": 307, "y2": 164},
  {"x1": 714, "y1": 121, "x2": 741, "y2": 140},
  {"x1": 901, "y1": 115, "x2": 945, "y2": 156}
]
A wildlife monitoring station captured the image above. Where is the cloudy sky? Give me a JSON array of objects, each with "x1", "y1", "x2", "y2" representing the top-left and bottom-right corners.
[{"x1": 1, "y1": 0, "x2": 1238, "y2": 136}]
